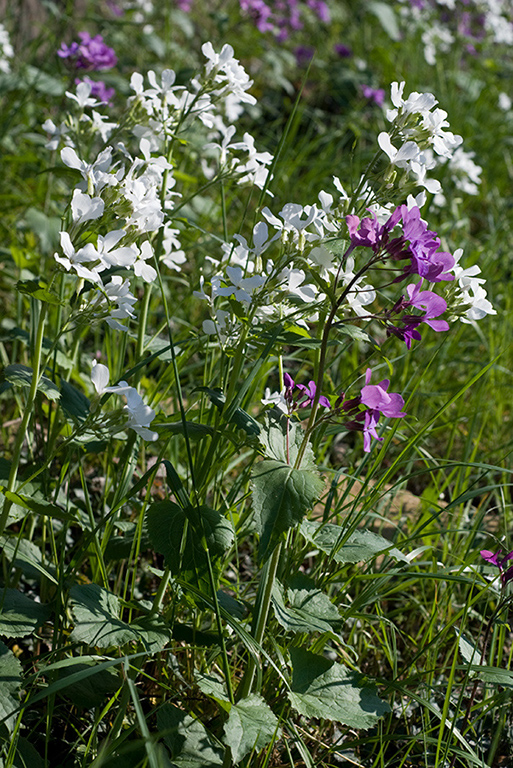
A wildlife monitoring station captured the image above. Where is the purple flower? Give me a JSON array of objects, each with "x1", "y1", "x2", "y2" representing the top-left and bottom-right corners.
[
  {"x1": 76, "y1": 77, "x2": 115, "y2": 105},
  {"x1": 176, "y1": 0, "x2": 193, "y2": 10},
  {"x1": 58, "y1": 31, "x2": 117, "y2": 72},
  {"x1": 334, "y1": 43, "x2": 352, "y2": 58},
  {"x1": 387, "y1": 282, "x2": 449, "y2": 349},
  {"x1": 480, "y1": 549, "x2": 513, "y2": 586},
  {"x1": 294, "y1": 45, "x2": 315, "y2": 67},
  {"x1": 306, "y1": 0, "x2": 330, "y2": 23},
  {"x1": 361, "y1": 84, "x2": 385, "y2": 107},
  {"x1": 336, "y1": 369, "x2": 405, "y2": 452},
  {"x1": 346, "y1": 212, "x2": 384, "y2": 249},
  {"x1": 283, "y1": 372, "x2": 330, "y2": 411}
]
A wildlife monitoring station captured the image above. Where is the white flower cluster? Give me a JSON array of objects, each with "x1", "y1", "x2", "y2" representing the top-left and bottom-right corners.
[
  {"x1": 378, "y1": 81, "x2": 463, "y2": 193},
  {"x1": 451, "y1": 249, "x2": 496, "y2": 323},
  {"x1": 0, "y1": 23, "x2": 13, "y2": 74},
  {"x1": 397, "y1": 0, "x2": 513, "y2": 63},
  {"x1": 91, "y1": 361, "x2": 158, "y2": 441}
]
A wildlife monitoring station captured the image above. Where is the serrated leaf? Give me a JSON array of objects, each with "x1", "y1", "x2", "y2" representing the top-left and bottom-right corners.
[
  {"x1": 0, "y1": 588, "x2": 50, "y2": 638},
  {"x1": 259, "y1": 412, "x2": 316, "y2": 469},
  {"x1": 157, "y1": 703, "x2": 224, "y2": 768},
  {"x1": 271, "y1": 575, "x2": 340, "y2": 634},
  {"x1": 223, "y1": 694, "x2": 279, "y2": 763},
  {"x1": 252, "y1": 460, "x2": 324, "y2": 561},
  {"x1": 195, "y1": 671, "x2": 230, "y2": 704},
  {"x1": 288, "y1": 647, "x2": 390, "y2": 729},
  {"x1": 70, "y1": 584, "x2": 135, "y2": 648},
  {"x1": 0, "y1": 488, "x2": 73, "y2": 521},
  {"x1": 457, "y1": 631, "x2": 480, "y2": 666},
  {"x1": 300, "y1": 520, "x2": 407, "y2": 563},
  {"x1": 3, "y1": 364, "x2": 60, "y2": 401},
  {"x1": 468, "y1": 666, "x2": 513, "y2": 687},
  {"x1": 69, "y1": 586, "x2": 169, "y2": 651},
  {"x1": 0, "y1": 640, "x2": 23, "y2": 732},
  {"x1": 146, "y1": 501, "x2": 234, "y2": 591}
]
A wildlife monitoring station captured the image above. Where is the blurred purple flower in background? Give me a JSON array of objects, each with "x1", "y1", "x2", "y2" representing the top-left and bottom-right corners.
[
  {"x1": 58, "y1": 31, "x2": 117, "y2": 71},
  {"x1": 334, "y1": 43, "x2": 352, "y2": 58},
  {"x1": 76, "y1": 77, "x2": 115, "y2": 105},
  {"x1": 361, "y1": 84, "x2": 385, "y2": 107},
  {"x1": 294, "y1": 45, "x2": 315, "y2": 66}
]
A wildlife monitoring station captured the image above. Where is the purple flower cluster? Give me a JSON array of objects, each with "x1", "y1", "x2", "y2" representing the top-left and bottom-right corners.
[
  {"x1": 58, "y1": 31, "x2": 117, "y2": 71},
  {"x1": 386, "y1": 282, "x2": 449, "y2": 349},
  {"x1": 337, "y1": 368, "x2": 405, "y2": 452},
  {"x1": 347, "y1": 204, "x2": 455, "y2": 283},
  {"x1": 481, "y1": 549, "x2": 513, "y2": 586},
  {"x1": 283, "y1": 372, "x2": 331, "y2": 411},
  {"x1": 239, "y1": 0, "x2": 330, "y2": 41}
]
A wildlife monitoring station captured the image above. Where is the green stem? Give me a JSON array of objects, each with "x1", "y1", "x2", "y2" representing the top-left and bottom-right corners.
[
  {"x1": 237, "y1": 542, "x2": 282, "y2": 700},
  {"x1": 0, "y1": 301, "x2": 48, "y2": 537}
]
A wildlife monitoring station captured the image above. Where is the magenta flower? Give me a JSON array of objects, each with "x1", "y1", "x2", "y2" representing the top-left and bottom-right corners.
[
  {"x1": 283, "y1": 372, "x2": 331, "y2": 411},
  {"x1": 481, "y1": 549, "x2": 513, "y2": 586},
  {"x1": 58, "y1": 32, "x2": 117, "y2": 71}
]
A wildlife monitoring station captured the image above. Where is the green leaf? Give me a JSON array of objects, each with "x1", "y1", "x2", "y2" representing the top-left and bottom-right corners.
[
  {"x1": 70, "y1": 584, "x2": 135, "y2": 648},
  {"x1": 157, "y1": 703, "x2": 224, "y2": 768},
  {"x1": 9, "y1": 737, "x2": 44, "y2": 768},
  {"x1": 271, "y1": 575, "x2": 340, "y2": 635},
  {"x1": 55, "y1": 659, "x2": 121, "y2": 709},
  {"x1": 288, "y1": 647, "x2": 390, "y2": 728},
  {"x1": 0, "y1": 588, "x2": 50, "y2": 638},
  {"x1": 195, "y1": 671, "x2": 230, "y2": 706},
  {"x1": 0, "y1": 488, "x2": 73, "y2": 522},
  {"x1": 300, "y1": 520, "x2": 408, "y2": 563},
  {"x1": 367, "y1": 1, "x2": 401, "y2": 41},
  {"x1": 0, "y1": 641, "x2": 23, "y2": 732},
  {"x1": 70, "y1": 585, "x2": 170, "y2": 651},
  {"x1": 252, "y1": 460, "x2": 324, "y2": 561},
  {"x1": 3, "y1": 364, "x2": 60, "y2": 401},
  {"x1": 146, "y1": 501, "x2": 234, "y2": 590},
  {"x1": 60, "y1": 380, "x2": 90, "y2": 423},
  {"x1": 259, "y1": 412, "x2": 316, "y2": 469},
  {"x1": 16, "y1": 279, "x2": 63, "y2": 306},
  {"x1": 223, "y1": 694, "x2": 279, "y2": 763},
  {"x1": 0, "y1": 536, "x2": 57, "y2": 584}
]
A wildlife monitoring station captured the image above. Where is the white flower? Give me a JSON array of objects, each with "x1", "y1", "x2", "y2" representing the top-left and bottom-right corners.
[
  {"x1": 54, "y1": 231, "x2": 104, "y2": 283},
  {"x1": 66, "y1": 81, "x2": 103, "y2": 109},
  {"x1": 134, "y1": 241, "x2": 157, "y2": 283},
  {"x1": 94, "y1": 230, "x2": 137, "y2": 269},
  {"x1": 91, "y1": 361, "x2": 158, "y2": 441},
  {"x1": 71, "y1": 190, "x2": 104, "y2": 224},
  {"x1": 261, "y1": 388, "x2": 288, "y2": 414}
]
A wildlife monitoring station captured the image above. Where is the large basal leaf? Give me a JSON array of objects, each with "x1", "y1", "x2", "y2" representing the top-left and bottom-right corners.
[
  {"x1": 0, "y1": 640, "x2": 22, "y2": 732},
  {"x1": 157, "y1": 703, "x2": 224, "y2": 768},
  {"x1": 56, "y1": 659, "x2": 121, "y2": 709},
  {"x1": 70, "y1": 584, "x2": 171, "y2": 650},
  {"x1": 0, "y1": 588, "x2": 50, "y2": 638},
  {"x1": 146, "y1": 501, "x2": 234, "y2": 590},
  {"x1": 300, "y1": 520, "x2": 407, "y2": 564},
  {"x1": 288, "y1": 647, "x2": 390, "y2": 729},
  {"x1": 271, "y1": 575, "x2": 341, "y2": 635},
  {"x1": 223, "y1": 694, "x2": 279, "y2": 764},
  {"x1": 196, "y1": 386, "x2": 261, "y2": 436},
  {"x1": 259, "y1": 412, "x2": 316, "y2": 469},
  {"x1": 252, "y1": 460, "x2": 324, "y2": 561}
]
